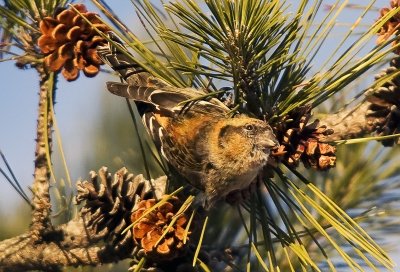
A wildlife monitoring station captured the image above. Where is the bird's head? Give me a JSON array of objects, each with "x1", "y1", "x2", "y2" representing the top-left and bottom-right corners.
[{"x1": 217, "y1": 116, "x2": 279, "y2": 166}]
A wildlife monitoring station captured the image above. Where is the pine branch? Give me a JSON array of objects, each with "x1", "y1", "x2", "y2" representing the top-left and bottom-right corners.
[
  {"x1": 30, "y1": 64, "x2": 55, "y2": 240},
  {"x1": 319, "y1": 101, "x2": 375, "y2": 142},
  {"x1": 320, "y1": 57, "x2": 400, "y2": 145},
  {"x1": 0, "y1": 217, "x2": 124, "y2": 271}
]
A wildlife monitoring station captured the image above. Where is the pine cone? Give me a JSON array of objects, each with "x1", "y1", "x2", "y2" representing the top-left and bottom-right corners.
[
  {"x1": 273, "y1": 107, "x2": 336, "y2": 170},
  {"x1": 377, "y1": 0, "x2": 400, "y2": 54},
  {"x1": 37, "y1": 4, "x2": 109, "y2": 81},
  {"x1": 131, "y1": 196, "x2": 191, "y2": 261},
  {"x1": 75, "y1": 167, "x2": 167, "y2": 255},
  {"x1": 366, "y1": 57, "x2": 400, "y2": 146}
]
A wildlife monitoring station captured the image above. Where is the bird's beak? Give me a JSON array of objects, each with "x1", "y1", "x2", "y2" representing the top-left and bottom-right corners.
[
  {"x1": 260, "y1": 138, "x2": 280, "y2": 154},
  {"x1": 263, "y1": 138, "x2": 280, "y2": 149}
]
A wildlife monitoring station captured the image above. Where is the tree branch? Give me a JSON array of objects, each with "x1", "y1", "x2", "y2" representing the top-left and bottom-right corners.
[
  {"x1": 318, "y1": 101, "x2": 375, "y2": 142},
  {"x1": 30, "y1": 65, "x2": 54, "y2": 240},
  {"x1": 0, "y1": 217, "x2": 130, "y2": 271}
]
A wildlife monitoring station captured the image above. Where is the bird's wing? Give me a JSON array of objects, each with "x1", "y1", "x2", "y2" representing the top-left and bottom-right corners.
[
  {"x1": 160, "y1": 131, "x2": 207, "y2": 190},
  {"x1": 142, "y1": 110, "x2": 212, "y2": 171}
]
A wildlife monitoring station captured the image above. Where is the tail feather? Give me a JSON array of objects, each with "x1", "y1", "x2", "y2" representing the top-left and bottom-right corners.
[
  {"x1": 97, "y1": 32, "x2": 168, "y2": 88},
  {"x1": 106, "y1": 82, "x2": 190, "y2": 112},
  {"x1": 106, "y1": 82, "x2": 157, "y2": 101},
  {"x1": 98, "y1": 32, "x2": 230, "y2": 115}
]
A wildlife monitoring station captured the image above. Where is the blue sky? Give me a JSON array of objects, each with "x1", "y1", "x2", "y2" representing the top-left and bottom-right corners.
[{"x1": 0, "y1": 58, "x2": 108, "y2": 209}]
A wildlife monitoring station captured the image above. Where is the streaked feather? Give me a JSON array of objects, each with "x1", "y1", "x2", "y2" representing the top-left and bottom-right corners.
[
  {"x1": 97, "y1": 32, "x2": 229, "y2": 115},
  {"x1": 97, "y1": 32, "x2": 168, "y2": 88}
]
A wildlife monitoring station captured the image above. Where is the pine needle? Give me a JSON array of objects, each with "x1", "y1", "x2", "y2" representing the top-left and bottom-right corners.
[{"x1": 193, "y1": 215, "x2": 208, "y2": 267}]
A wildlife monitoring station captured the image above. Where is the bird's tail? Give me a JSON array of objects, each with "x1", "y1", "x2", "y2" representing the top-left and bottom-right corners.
[
  {"x1": 97, "y1": 32, "x2": 168, "y2": 88},
  {"x1": 97, "y1": 32, "x2": 229, "y2": 115}
]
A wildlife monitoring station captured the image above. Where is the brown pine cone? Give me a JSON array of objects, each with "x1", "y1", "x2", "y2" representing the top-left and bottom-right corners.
[
  {"x1": 131, "y1": 196, "x2": 191, "y2": 261},
  {"x1": 37, "y1": 4, "x2": 109, "y2": 81},
  {"x1": 377, "y1": 0, "x2": 400, "y2": 54},
  {"x1": 273, "y1": 107, "x2": 336, "y2": 170},
  {"x1": 76, "y1": 167, "x2": 167, "y2": 255},
  {"x1": 366, "y1": 57, "x2": 400, "y2": 146}
]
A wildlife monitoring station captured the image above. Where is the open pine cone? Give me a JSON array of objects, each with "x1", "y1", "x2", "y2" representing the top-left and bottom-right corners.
[
  {"x1": 378, "y1": 0, "x2": 400, "y2": 54},
  {"x1": 76, "y1": 167, "x2": 167, "y2": 256},
  {"x1": 366, "y1": 57, "x2": 400, "y2": 146},
  {"x1": 38, "y1": 4, "x2": 109, "y2": 81},
  {"x1": 131, "y1": 196, "x2": 191, "y2": 261},
  {"x1": 273, "y1": 107, "x2": 336, "y2": 170}
]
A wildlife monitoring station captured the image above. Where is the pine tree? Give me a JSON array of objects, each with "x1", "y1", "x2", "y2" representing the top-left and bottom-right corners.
[{"x1": 1, "y1": 0, "x2": 400, "y2": 271}]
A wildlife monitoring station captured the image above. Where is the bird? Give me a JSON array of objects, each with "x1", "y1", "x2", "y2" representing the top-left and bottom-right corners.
[{"x1": 97, "y1": 33, "x2": 279, "y2": 209}]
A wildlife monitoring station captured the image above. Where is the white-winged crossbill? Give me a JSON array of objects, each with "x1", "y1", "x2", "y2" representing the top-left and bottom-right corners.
[{"x1": 98, "y1": 33, "x2": 279, "y2": 208}]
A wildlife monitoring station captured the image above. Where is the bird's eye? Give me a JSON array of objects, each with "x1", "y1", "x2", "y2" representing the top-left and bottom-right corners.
[{"x1": 245, "y1": 124, "x2": 254, "y2": 131}]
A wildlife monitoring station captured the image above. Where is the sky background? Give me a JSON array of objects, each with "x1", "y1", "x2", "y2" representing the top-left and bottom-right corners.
[{"x1": 1, "y1": 0, "x2": 399, "y2": 268}]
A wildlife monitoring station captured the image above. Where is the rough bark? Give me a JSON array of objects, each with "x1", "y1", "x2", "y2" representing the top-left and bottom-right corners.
[
  {"x1": 319, "y1": 100, "x2": 376, "y2": 142},
  {"x1": 30, "y1": 65, "x2": 54, "y2": 240},
  {"x1": 0, "y1": 217, "x2": 128, "y2": 271}
]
